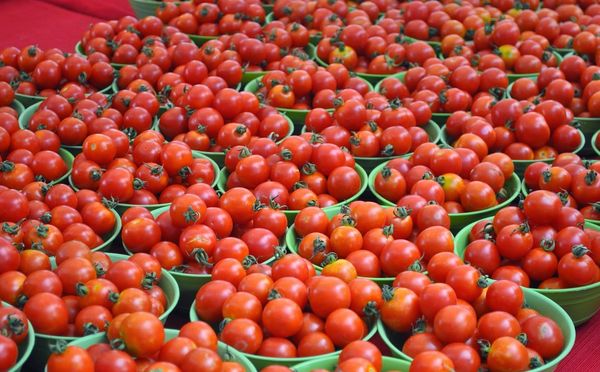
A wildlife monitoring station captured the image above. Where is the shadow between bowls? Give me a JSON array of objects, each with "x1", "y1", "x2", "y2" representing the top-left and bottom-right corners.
[
  {"x1": 367, "y1": 161, "x2": 522, "y2": 232},
  {"x1": 216, "y1": 162, "x2": 368, "y2": 225},
  {"x1": 30, "y1": 253, "x2": 179, "y2": 371},
  {"x1": 377, "y1": 286, "x2": 576, "y2": 372},
  {"x1": 59, "y1": 329, "x2": 257, "y2": 372},
  {"x1": 455, "y1": 218, "x2": 600, "y2": 326},
  {"x1": 189, "y1": 299, "x2": 377, "y2": 369}
]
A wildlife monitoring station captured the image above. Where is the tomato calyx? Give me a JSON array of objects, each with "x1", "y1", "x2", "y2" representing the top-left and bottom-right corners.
[
  {"x1": 48, "y1": 339, "x2": 69, "y2": 355},
  {"x1": 1, "y1": 222, "x2": 21, "y2": 236},
  {"x1": 242, "y1": 255, "x2": 258, "y2": 270},
  {"x1": 82, "y1": 322, "x2": 100, "y2": 336},
  {"x1": 511, "y1": 222, "x2": 530, "y2": 236},
  {"x1": 571, "y1": 244, "x2": 591, "y2": 258},
  {"x1": 267, "y1": 289, "x2": 282, "y2": 301},
  {"x1": 142, "y1": 273, "x2": 158, "y2": 289},
  {"x1": 557, "y1": 191, "x2": 571, "y2": 207},
  {"x1": 94, "y1": 262, "x2": 107, "y2": 277},
  {"x1": 584, "y1": 170, "x2": 598, "y2": 186},
  {"x1": 529, "y1": 356, "x2": 544, "y2": 369},
  {"x1": 273, "y1": 245, "x2": 287, "y2": 260},
  {"x1": 477, "y1": 339, "x2": 492, "y2": 359},
  {"x1": 477, "y1": 275, "x2": 490, "y2": 289},
  {"x1": 101, "y1": 197, "x2": 118, "y2": 210},
  {"x1": 2, "y1": 314, "x2": 25, "y2": 338},
  {"x1": 122, "y1": 127, "x2": 137, "y2": 140},
  {"x1": 411, "y1": 318, "x2": 428, "y2": 334},
  {"x1": 540, "y1": 239, "x2": 556, "y2": 252},
  {"x1": 381, "y1": 144, "x2": 395, "y2": 157},
  {"x1": 363, "y1": 301, "x2": 379, "y2": 320},
  {"x1": 302, "y1": 163, "x2": 317, "y2": 176},
  {"x1": 393, "y1": 206, "x2": 412, "y2": 219},
  {"x1": 280, "y1": 148, "x2": 293, "y2": 161},
  {"x1": 0, "y1": 161, "x2": 15, "y2": 173},
  {"x1": 109, "y1": 338, "x2": 126, "y2": 351},
  {"x1": 320, "y1": 252, "x2": 338, "y2": 268},
  {"x1": 15, "y1": 295, "x2": 28, "y2": 309},
  {"x1": 309, "y1": 235, "x2": 328, "y2": 261},
  {"x1": 408, "y1": 259, "x2": 424, "y2": 273},
  {"x1": 292, "y1": 181, "x2": 308, "y2": 190},
  {"x1": 192, "y1": 248, "x2": 213, "y2": 269},
  {"x1": 40, "y1": 212, "x2": 52, "y2": 224},
  {"x1": 381, "y1": 284, "x2": 396, "y2": 302},
  {"x1": 516, "y1": 332, "x2": 528, "y2": 346},
  {"x1": 382, "y1": 224, "x2": 394, "y2": 238}
]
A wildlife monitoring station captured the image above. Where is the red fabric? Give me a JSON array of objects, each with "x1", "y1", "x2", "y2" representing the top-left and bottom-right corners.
[
  {"x1": 0, "y1": 0, "x2": 599, "y2": 370},
  {"x1": 0, "y1": 0, "x2": 133, "y2": 51}
]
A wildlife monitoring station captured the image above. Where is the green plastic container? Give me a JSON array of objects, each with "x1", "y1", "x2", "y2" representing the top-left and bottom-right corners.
[
  {"x1": 30, "y1": 253, "x2": 179, "y2": 370},
  {"x1": 189, "y1": 34, "x2": 218, "y2": 47},
  {"x1": 123, "y1": 206, "x2": 281, "y2": 310},
  {"x1": 189, "y1": 300, "x2": 377, "y2": 369},
  {"x1": 53, "y1": 148, "x2": 74, "y2": 185},
  {"x1": 74, "y1": 42, "x2": 127, "y2": 70},
  {"x1": 11, "y1": 100, "x2": 25, "y2": 117},
  {"x1": 68, "y1": 151, "x2": 219, "y2": 215},
  {"x1": 593, "y1": 130, "x2": 600, "y2": 157},
  {"x1": 293, "y1": 355, "x2": 411, "y2": 372},
  {"x1": 241, "y1": 44, "x2": 316, "y2": 84},
  {"x1": 368, "y1": 161, "x2": 521, "y2": 231},
  {"x1": 378, "y1": 286, "x2": 576, "y2": 372},
  {"x1": 128, "y1": 0, "x2": 182, "y2": 19},
  {"x1": 217, "y1": 163, "x2": 368, "y2": 224},
  {"x1": 439, "y1": 125, "x2": 586, "y2": 177},
  {"x1": 63, "y1": 329, "x2": 257, "y2": 372},
  {"x1": 244, "y1": 77, "x2": 334, "y2": 125},
  {"x1": 2, "y1": 302, "x2": 35, "y2": 372},
  {"x1": 285, "y1": 205, "x2": 395, "y2": 285},
  {"x1": 190, "y1": 113, "x2": 293, "y2": 167},
  {"x1": 455, "y1": 219, "x2": 600, "y2": 326}
]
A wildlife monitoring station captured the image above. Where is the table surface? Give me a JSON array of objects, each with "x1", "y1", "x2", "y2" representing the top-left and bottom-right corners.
[{"x1": 1, "y1": 0, "x2": 599, "y2": 370}]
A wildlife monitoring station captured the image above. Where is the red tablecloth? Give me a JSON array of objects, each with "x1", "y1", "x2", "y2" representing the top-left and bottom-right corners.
[{"x1": 0, "y1": 0, "x2": 599, "y2": 370}]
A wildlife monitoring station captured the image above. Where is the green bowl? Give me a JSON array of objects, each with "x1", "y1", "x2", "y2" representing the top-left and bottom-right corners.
[
  {"x1": 68, "y1": 151, "x2": 219, "y2": 215},
  {"x1": 189, "y1": 299, "x2": 377, "y2": 369},
  {"x1": 185, "y1": 113, "x2": 293, "y2": 167},
  {"x1": 439, "y1": 125, "x2": 586, "y2": 177},
  {"x1": 74, "y1": 41, "x2": 128, "y2": 70},
  {"x1": 574, "y1": 117, "x2": 600, "y2": 155},
  {"x1": 378, "y1": 286, "x2": 575, "y2": 372},
  {"x1": 128, "y1": 0, "x2": 182, "y2": 19},
  {"x1": 2, "y1": 302, "x2": 35, "y2": 372},
  {"x1": 124, "y1": 206, "x2": 280, "y2": 310},
  {"x1": 555, "y1": 48, "x2": 574, "y2": 56},
  {"x1": 293, "y1": 355, "x2": 411, "y2": 372},
  {"x1": 285, "y1": 205, "x2": 394, "y2": 285},
  {"x1": 30, "y1": 253, "x2": 179, "y2": 370},
  {"x1": 188, "y1": 34, "x2": 218, "y2": 47},
  {"x1": 593, "y1": 130, "x2": 600, "y2": 157},
  {"x1": 244, "y1": 77, "x2": 334, "y2": 124},
  {"x1": 302, "y1": 120, "x2": 439, "y2": 173},
  {"x1": 11, "y1": 100, "x2": 25, "y2": 117},
  {"x1": 92, "y1": 208, "x2": 122, "y2": 252},
  {"x1": 63, "y1": 329, "x2": 257, "y2": 372},
  {"x1": 520, "y1": 178, "x2": 600, "y2": 225},
  {"x1": 54, "y1": 148, "x2": 74, "y2": 185},
  {"x1": 456, "y1": 219, "x2": 600, "y2": 326},
  {"x1": 216, "y1": 162, "x2": 368, "y2": 224},
  {"x1": 241, "y1": 44, "x2": 316, "y2": 84},
  {"x1": 368, "y1": 161, "x2": 521, "y2": 231}
]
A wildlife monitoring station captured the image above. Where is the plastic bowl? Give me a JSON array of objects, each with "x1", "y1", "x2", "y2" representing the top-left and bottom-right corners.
[
  {"x1": 301, "y1": 121, "x2": 440, "y2": 173},
  {"x1": 455, "y1": 219, "x2": 600, "y2": 326},
  {"x1": 216, "y1": 163, "x2": 368, "y2": 224},
  {"x1": 368, "y1": 161, "x2": 521, "y2": 231},
  {"x1": 293, "y1": 355, "x2": 411, "y2": 372},
  {"x1": 128, "y1": 0, "x2": 183, "y2": 19},
  {"x1": 122, "y1": 206, "x2": 281, "y2": 310},
  {"x1": 285, "y1": 205, "x2": 395, "y2": 285},
  {"x1": 189, "y1": 113, "x2": 293, "y2": 167},
  {"x1": 75, "y1": 41, "x2": 128, "y2": 70},
  {"x1": 593, "y1": 130, "x2": 600, "y2": 157},
  {"x1": 189, "y1": 300, "x2": 377, "y2": 369},
  {"x1": 11, "y1": 100, "x2": 25, "y2": 117},
  {"x1": 92, "y1": 208, "x2": 122, "y2": 252},
  {"x1": 30, "y1": 253, "x2": 179, "y2": 370},
  {"x1": 2, "y1": 302, "x2": 35, "y2": 372},
  {"x1": 377, "y1": 285, "x2": 576, "y2": 372},
  {"x1": 439, "y1": 125, "x2": 586, "y2": 177},
  {"x1": 68, "y1": 151, "x2": 219, "y2": 215},
  {"x1": 241, "y1": 44, "x2": 316, "y2": 84},
  {"x1": 244, "y1": 77, "x2": 336, "y2": 124},
  {"x1": 54, "y1": 148, "x2": 74, "y2": 185},
  {"x1": 62, "y1": 329, "x2": 257, "y2": 372}
]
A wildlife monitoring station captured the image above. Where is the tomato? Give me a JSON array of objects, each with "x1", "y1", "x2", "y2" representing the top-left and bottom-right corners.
[
  {"x1": 220, "y1": 318, "x2": 263, "y2": 354},
  {"x1": 23, "y1": 292, "x2": 69, "y2": 335},
  {"x1": 485, "y1": 280, "x2": 524, "y2": 315},
  {"x1": 485, "y1": 337, "x2": 529, "y2": 372},
  {"x1": 94, "y1": 349, "x2": 136, "y2": 372},
  {"x1": 441, "y1": 343, "x2": 480, "y2": 372},
  {"x1": 409, "y1": 351, "x2": 455, "y2": 372},
  {"x1": 47, "y1": 346, "x2": 94, "y2": 372},
  {"x1": 119, "y1": 312, "x2": 164, "y2": 357},
  {"x1": 194, "y1": 280, "x2": 236, "y2": 324},
  {"x1": 558, "y1": 245, "x2": 599, "y2": 287},
  {"x1": 121, "y1": 218, "x2": 161, "y2": 253},
  {"x1": 380, "y1": 286, "x2": 421, "y2": 333},
  {"x1": 521, "y1": 315, "x2": 564, "y2": 359},
  {"x1": 308, "y1": 276, "x2": 351, "y2": 318}
]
